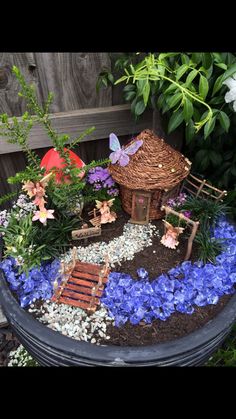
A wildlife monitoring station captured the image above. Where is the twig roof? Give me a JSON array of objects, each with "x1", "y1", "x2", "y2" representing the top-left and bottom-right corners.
[{"x1": 109, "y1": 129, "x2": 192, "y2": 190}]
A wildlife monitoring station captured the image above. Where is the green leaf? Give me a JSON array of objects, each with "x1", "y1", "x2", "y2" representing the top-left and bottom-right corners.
[
  {"x1": 181, "y1": 54, "x2": 190, "y2": 65},
  {"x1": 156, "y1": 94, "x2": 165, "y2": 110},
  {"x1": 168, "y1": 109, "x2": 184, "y2": 134},
  {"x1": 108, "y1": 73, "x2": 114, "y2": 84},
  {"x1": 205, "y1": 65, "x2": 213, "y2": 79},
  {"x1": 157, "y1": 64, "x2": 165, "y2": 76},
  {"x1": 191, "y1": 53, "x2": 202, "y2": 64},
  {"x1": 193, "y1": 107, "x2": 201, "y2": 122},
  {"x1": 200, "y1": 154, "x2": 210, "y2": 171},
  {"x1": 199, "y1": 75, "x2": 209, "y2": 99},
  {"x1": 114, "y1": 75, "x2": 128, "y2": 85},
  {"x1": 212, "y1": 53, "x2": 222, "y2": 63},
  {"x1": 224, "y1": 150, "x2": 234, "y2": 160},
  {"x1": 123, "y1": 84, "x2": 135, "y2": 92},
  {"x1": 215, "y1": 62, "x2": 227, "y2": 70},
  {"x1": 183, "y1": 98, "x2": 194, "y2": 122},
  {"x1": 167, "y1": 92, "x2": 182, "y2": 109},
  {"x1": 135, "y1": 100, "x2": 146, "y2": 116},
  {"x1": 201, "y1": 53, "x2": 213, "y2": 69},
  {"x1": 231, "y1": 165, "x2": 236, "y2": 176},
  {"x1": 185, "y1": 69, "x2": 198, "y2": 86},
  {"x1": 209, "y1": 150, "x2": 223, "y2": 167},
  {"x1": 212, "y1": 74, "x2": 223, "y2": 95},
  {"x1": 143, "y1": 82, "x2": 150, "y2": 106},
  {"x1": 221, "y1": 63, "x2": 236, "y2": 82},
  {"x1": 185, "y1": 119, "x2": 195, "y2": 143},
  {"x1": 124, "y1": 91, "x2": 136, "y2": 101},
  {"x1": 164, "y1": 84, "x2": 177, "y2": 94},
  {"x1": 204, "y1": 116, "x2": 216, "y2": 139},
  {"x1": 158, "y1": 52, "x2": 179, "y2": 60},
  {"x1": 209, "y1": 96, "x2": 224, "y2": 105},
  {"x1": 102, "y1": 78, "x2": 108, "y2": 88},
  {"x1": 218, "y1": 111, "x2": 230, "y2": 132},
  {"x1": 195, "y1": 149, "x2": 209, "y2": 168},
  {"x1": 176, "y1": 64, "x2": 189, "y2": 81},
  {"x1": 137, "y1": 79, "x2": 146, "y2": 93}
]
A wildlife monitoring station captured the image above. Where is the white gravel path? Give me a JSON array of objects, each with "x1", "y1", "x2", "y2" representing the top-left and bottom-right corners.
[{"x1": 31, "y1": 221, "x2": 159, "y2": 344}]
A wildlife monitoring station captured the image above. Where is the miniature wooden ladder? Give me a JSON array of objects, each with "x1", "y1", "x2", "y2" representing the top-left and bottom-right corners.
[{"x1": 51, "y1": 260, "x2": 110, "y2": 312}]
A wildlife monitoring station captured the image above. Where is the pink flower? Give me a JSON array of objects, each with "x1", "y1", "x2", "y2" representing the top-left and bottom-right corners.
[
  {"x1": 22, "y1": 181, "x2": 36, "y2": 198},
  {"x1": 33, "y1": 196, "x2": 46, "y2": 207},
  {"x1": 32, "y1": 208, "x2": 55, "y2": 225}
]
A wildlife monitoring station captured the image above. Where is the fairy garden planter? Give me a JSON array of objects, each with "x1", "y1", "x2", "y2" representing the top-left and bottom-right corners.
[{"x1": 1, "y1": 66, "x2": 236, "y2": 367}]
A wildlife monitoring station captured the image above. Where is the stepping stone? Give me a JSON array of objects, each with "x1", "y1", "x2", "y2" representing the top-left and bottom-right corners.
[{"x1": 0, "y1": 305, "x2": 8, "y2": 328}]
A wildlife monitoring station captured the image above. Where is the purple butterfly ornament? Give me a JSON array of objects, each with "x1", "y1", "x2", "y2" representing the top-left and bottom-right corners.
[{"x1": 109, "y1": 133, "x2": 143, "y2": 167}]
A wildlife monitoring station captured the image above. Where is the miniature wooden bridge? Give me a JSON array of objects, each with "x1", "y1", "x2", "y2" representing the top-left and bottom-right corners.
[{"x1": 52, "y1": 260, "x2": 110, "y2": 312}]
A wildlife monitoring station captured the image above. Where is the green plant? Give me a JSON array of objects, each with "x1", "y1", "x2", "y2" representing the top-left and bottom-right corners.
[
  {"x1": 179, "y1": 195, "x2": 230, "y2": 230},
  {"x1": 8, "y1": 344, "x2": 39, "y2": 367},
  {"x1": 0, "y1": 211, "x2": 49, "y2": 273},
  {"x1": 206, "y1": 323, "x2": 236, "y2": 366},
  {"x1": 0, "y1": 66, "x2": 110, "y2": 212},
  {"x1": 0, "y1": 66, "x2": 115, "y2": 271},
  {"x1": 167, "y1": 194, "x2": 230, "y2": 263},
  {"x1": 99, "y1": 52, "x2": 236, "y2": 138},
  {"x1": 33, "y1": 213, "x2": 81, "y2": 259},
  {"x1": 194, "y1": 230, "x2": 224, "y2": 264},
  {"x1": 98, "y1": 52, "x2": 236, "y2": 219}
]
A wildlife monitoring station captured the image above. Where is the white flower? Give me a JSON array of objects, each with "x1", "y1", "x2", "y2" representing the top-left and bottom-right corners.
[{"x1": 223, "y1": 73, "x2": 236, "y2": 112}]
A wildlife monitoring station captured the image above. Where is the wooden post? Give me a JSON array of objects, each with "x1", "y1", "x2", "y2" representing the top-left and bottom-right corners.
[
  {"x1": 184, "y1": 221, "x2": 199, "y2": 261},
  {"x1": 161, "y1": 205, "x2": 200, "y2": 261},
  {"x1": 196, "y1": 179, "x2": 206, "y2": 197},
  {"x1": 216, "y1": 190, "x2": 227, "y2": 202}
]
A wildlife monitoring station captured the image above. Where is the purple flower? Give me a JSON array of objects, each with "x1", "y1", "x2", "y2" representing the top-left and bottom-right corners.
[
  {"x1": 87, "y1": 167, "x2": 110, "y2": 184},
  {"x1": 107, "y1": 188, "x2": 119, "y2": 196},
  {"x1": 183, "y1": 210, "x2": 191, "y2": 218},
  {"x1": 103, "y1": 177, "x2": 115, "y2": 188},
  {"x1": 86, "y1": 166, "x2": 119, "y2": 197}
]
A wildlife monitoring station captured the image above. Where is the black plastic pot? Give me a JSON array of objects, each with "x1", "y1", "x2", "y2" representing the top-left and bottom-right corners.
[{"x1": 1, "y1": 266, "x2": 236, "y2": 366}]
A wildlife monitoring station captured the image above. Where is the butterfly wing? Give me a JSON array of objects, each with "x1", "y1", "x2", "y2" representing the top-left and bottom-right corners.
[
  {"x1": 119, "y1": 151, "x2": 130, "y2": 167},
  {"x1": 109, "y1": 133, "x2": 121, "y2": 152},
  {"x1": 110, "y1": 149, "x2": 122, "y2": 164},
  {"x1": 125, "y1": 139, "x2": 143, "y2": 155}
]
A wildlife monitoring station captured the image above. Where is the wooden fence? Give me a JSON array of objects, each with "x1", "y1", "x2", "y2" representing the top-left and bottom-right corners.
[{"x1": 0, "y1": 52, "x2": 183, "y2": 199}]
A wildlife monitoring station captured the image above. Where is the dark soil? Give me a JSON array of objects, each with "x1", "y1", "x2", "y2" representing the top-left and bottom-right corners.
[
  {"x1": 82, "y1": 207, "x2": 199, "y2": 280},
  {"x1": 99, "y1": 295, "x2": 231, "y2": 346},
  {"x1": 80, "y1": 208, "x2": 232, "y2": 347},
  {"x1": 0, "y1": 327, "x2": 20, "y2": 366}
]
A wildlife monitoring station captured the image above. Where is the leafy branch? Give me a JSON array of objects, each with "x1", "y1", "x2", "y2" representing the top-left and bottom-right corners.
[
  {"x1": 0, "y1": 112, "x2": 41, "y2": 170},
  {"x1": 115, "y1": 53, "x2": 213, "y2": 133}
]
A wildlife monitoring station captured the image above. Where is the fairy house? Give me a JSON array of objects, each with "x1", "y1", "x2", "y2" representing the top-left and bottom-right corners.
[{"x1": 109, "y1": 129, "x2": 192, "y2": 223}]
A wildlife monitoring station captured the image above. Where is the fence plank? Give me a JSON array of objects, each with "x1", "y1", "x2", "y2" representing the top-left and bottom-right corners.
[
  {"x1": 0, "y1": 52, "x2": 112, "y2": 116},
  {"x1": 33, "y1": 53, "x2": 112, "y2": 112},
  {"x1": 0, "y1": 104, "x2": 152, "y2": 154}
]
